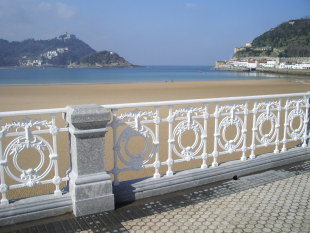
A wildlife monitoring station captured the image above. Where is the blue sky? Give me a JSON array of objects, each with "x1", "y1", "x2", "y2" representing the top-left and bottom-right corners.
[{"x1": 0, "y1": 0, "x2": 309, "y2": 65}]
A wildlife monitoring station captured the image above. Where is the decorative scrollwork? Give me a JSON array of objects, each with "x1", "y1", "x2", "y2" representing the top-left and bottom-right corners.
[
  {"x1": 287, "y1": 109, "x2": 305, "y2": 140},
  {"x1": 117, "y1": 109, "x2": 156, "y2": 121},
  {"x1": 172, "y1": 119, "x2": 204, "y2": 161},
  {"x1": 1, "y1": 118, "x2": 52, "y2": 133},
  {"x1": 218, "y1": 116, "x2": 244, "y2": 153},
  {"x1": 287, "y1": 98, "x2": 305, "y2": 109},
  {"x1": 255, "y1": 101, "x2": 280, "y2": 146},
  {"x1": 173, "y1": 106, "x2": 205, "y2": 116},
  {"x1": 21, "y1": 168, "x2": 39, "y2": 187},
  {"x1": 1, "y1": 118, "x2": 55, "y2": 187},
  {"x1": 115, "y1": 109, "x2": 157, "y2": 129},
  {"x1": 216, "y1": 104, "x2": 246, "y2": 153},
  {"x1": 3, "y1": 135, "x2": 54, "y2": 186},
  {"x1": 218, "y1": 104, "x2": 247, "y2": 114},
  {"x1": 286, "y1": 99, "x2": 306, "y2": 140},
  {"x1": 256, "y1": 101, "x2": 280, "y2": 112},
  {"x1": 170, "y1": 106, "x2": 206, "y2": 161}
]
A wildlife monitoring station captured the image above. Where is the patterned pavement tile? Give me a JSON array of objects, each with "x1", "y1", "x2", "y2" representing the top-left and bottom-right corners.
[
  {"x1": 122, "y1": 172, "x2": 310, "y2": 233},
  {"x1": 1, "y1": 160, "x2": 310, "y2": 233}
]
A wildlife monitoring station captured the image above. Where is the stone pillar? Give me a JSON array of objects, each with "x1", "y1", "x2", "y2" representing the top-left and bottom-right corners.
[{"x1": 66, "y1": 104, "x2": 114, "y2": 216}]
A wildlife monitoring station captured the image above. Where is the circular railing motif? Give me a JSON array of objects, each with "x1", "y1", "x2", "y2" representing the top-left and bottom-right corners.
[
  {"x1": 115, "y1": 125, "x2": 156, "y2": 170},
  {"x1": 3, "y1": 135, "x2": 54, "y2": 187},
  {"x1": 256, "y1": 112, "x2": 278, "y2": 146},
  {"x1": 218, "y1": 116, "x2": 244, "y2": 153},
  {"x1": 287, "y1": 109, "x2": 306, "y2": 140},
  {"x1": 172, "y1": 120, "x2": 204, "y2": 161}
]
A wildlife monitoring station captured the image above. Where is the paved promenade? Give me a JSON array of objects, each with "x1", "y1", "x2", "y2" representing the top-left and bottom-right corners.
[{"x1": 1, "y1": 160, "x2": 310, "y2": 233}]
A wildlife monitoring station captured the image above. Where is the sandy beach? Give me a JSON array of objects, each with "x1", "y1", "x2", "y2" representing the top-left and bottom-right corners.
[
  {"x1": 0, "y1": 79, "x2": 309, "y2": 111},
  {"x1": 1, "y1": 78, "x2": 309, "y2": 199}
]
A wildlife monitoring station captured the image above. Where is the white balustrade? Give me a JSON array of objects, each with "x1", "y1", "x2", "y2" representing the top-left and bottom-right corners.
[
  {"x1": 104, "y1": 92, "x2": 310, "y2": 185},
  {"x1": 0, "y1": 108, "x2": 69, "y2": 206},
  {"x1": 0, "y1": 92, "x2": 309, "y2": 212}
]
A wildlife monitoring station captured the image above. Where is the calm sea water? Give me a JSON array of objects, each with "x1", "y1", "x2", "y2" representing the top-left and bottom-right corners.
[{"x1": 0, "y1": 66, "x2": 293, "y2": 85}]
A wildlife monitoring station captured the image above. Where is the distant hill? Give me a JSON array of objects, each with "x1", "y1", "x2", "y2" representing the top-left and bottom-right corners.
[
  {"x1": 234, "y1": 18, "x2": 310, "y2": 58},
  {"x1": 71, "y1": 51, "x2": 137, "y2": 68},
  {"x1": 0, "y1": 33, "x2": 136, "y2": 67}
]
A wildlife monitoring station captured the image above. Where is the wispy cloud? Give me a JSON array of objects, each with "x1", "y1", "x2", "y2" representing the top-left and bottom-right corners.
[
  {"x1": 0, "y1": 0, "x2": 33, "y2": 24},
  {"x1": 37, "y1": 1, "x2": 52, "y2": 10},
  {"x1": 0, "y1": 1, "x2": 77, "y2": 21},
  {"x1": 37, "y1": 1, "x2": 77, "y2": 18},
  {"x1": 0, "y1": 0, "x2": 78, "y2": 41},
  {"x1": 56, "y1": 2, "x2": 76, "y2": 18},
  {"x1": 186, "y1": 3, "x2": 197, "y2": 9}
]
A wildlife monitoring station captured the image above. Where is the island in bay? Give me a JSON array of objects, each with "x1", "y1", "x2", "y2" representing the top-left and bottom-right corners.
[
  {"x1": 215, "y1": 18, "x2": 310, "y2": 75},
  {"x1": 0, "y1": 32, "x2": 138, "y2": 68}
]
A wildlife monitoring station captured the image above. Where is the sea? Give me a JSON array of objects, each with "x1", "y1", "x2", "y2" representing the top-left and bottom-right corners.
[{"x1": 0, "y1": 66, "x2": 297, "y2": 85}]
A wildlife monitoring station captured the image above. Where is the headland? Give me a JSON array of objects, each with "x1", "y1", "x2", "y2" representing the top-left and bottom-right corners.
[{"x1": 215, "y1": 18, "x2": 310, "y2": 76}]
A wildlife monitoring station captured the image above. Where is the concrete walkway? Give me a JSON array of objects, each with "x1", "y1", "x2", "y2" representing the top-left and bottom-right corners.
[{"x1": 1, "y1": 160, "x2": 310, "y2": 233}]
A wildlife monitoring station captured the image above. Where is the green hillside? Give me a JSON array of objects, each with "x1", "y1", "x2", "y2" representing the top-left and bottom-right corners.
[
  {"x1": 234, "y1": 18, "x2": 310, "y2": 58},
  {"x1": 76, "y1": 51, "x2": 135, "y2": 67}
]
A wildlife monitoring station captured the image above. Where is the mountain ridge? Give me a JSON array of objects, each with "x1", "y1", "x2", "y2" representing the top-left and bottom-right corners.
[
  {"x1": 0, "y1": 33, "x2": 136, "y2": 68},
  {"x1": 233, "y1": 18, "x2": 310, "y2": 58}
]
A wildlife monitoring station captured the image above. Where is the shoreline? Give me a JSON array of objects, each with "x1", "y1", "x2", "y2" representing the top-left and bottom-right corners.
[
  {"x1": 0, "y1": 77, "x2": 281, "y2": 87},
  {"x1": 1, "y1": 74, "x2": 309, "y2": 87},
  {"x1": 1, "y1": 66, "x2": 309, "y2": 87},
  {"x1": 0, "y1": 77, "x2": 308, "y2": 88},
  {"x1": 0, "y1": 72, "x2": 308, "y2": 87}
]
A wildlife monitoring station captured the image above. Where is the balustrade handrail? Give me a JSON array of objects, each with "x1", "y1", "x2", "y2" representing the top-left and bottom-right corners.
[
  {"x1": 0, "y1": 107, "x2": 67, "y2": 117},
  {"x1": 0, "y1": 92, "x2": 308, "y2": 115},
  {"x1": 102, "y1": 92, "x2": 310, "y2": 109}
]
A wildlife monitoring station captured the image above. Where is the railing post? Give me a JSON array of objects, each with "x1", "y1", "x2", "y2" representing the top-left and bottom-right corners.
[
  {"x1": 241, "y1": 101, "x2": 248, "y2": 161},
  {"x1": 282, "y1": 99, "x2": 289, "y2": 152},
  {"x1": 250, "y1": 101, "x2": 257, "y2": 159},
  {"x1": 0, "y1": 132, "x2": 9, "y2": 206},
  {"x1": 306, "y1": 94, "x2": 310, "y2": 147},
  {"x1": 66, "y1": 104, "x2": 114, "y2": 216},
  {"x1": 274, "y1": 98, "x2": 281, "y2": 154},
  {"x1": 212, "y1": 103, "x2": 219, "y2": 167},
  {"x1": 153, "y1": 106, "x2": 161, "y2": 178},
  {"x1": 201, "y1": 103, "x2": 208, "y2": 169},
  {"x1": 166, "y1": 105, "x2": 174, "y2": 176}
]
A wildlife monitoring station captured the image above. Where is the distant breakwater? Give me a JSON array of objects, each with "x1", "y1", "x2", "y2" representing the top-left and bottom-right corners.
[
  {"x1": 212, "y1": 67, "x2": 250, "y2": 72},
  {"x1": 256, "y1": 67, "x2": 310, "y2": 76},
  {"x1": 213, "y1": 66, "x2": 310, "y2": 76}
]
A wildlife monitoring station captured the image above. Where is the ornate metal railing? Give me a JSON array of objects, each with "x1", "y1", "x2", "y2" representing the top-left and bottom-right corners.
[
  {"x1": 0, "y1": 108, "x2": 69, "y2": 206},
  {"x1": 0, "y1": 92, "x2": 309, "y2": 224},
  {"x1": 104, "y1": 92, "x2": 310, "y2": 185}
]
